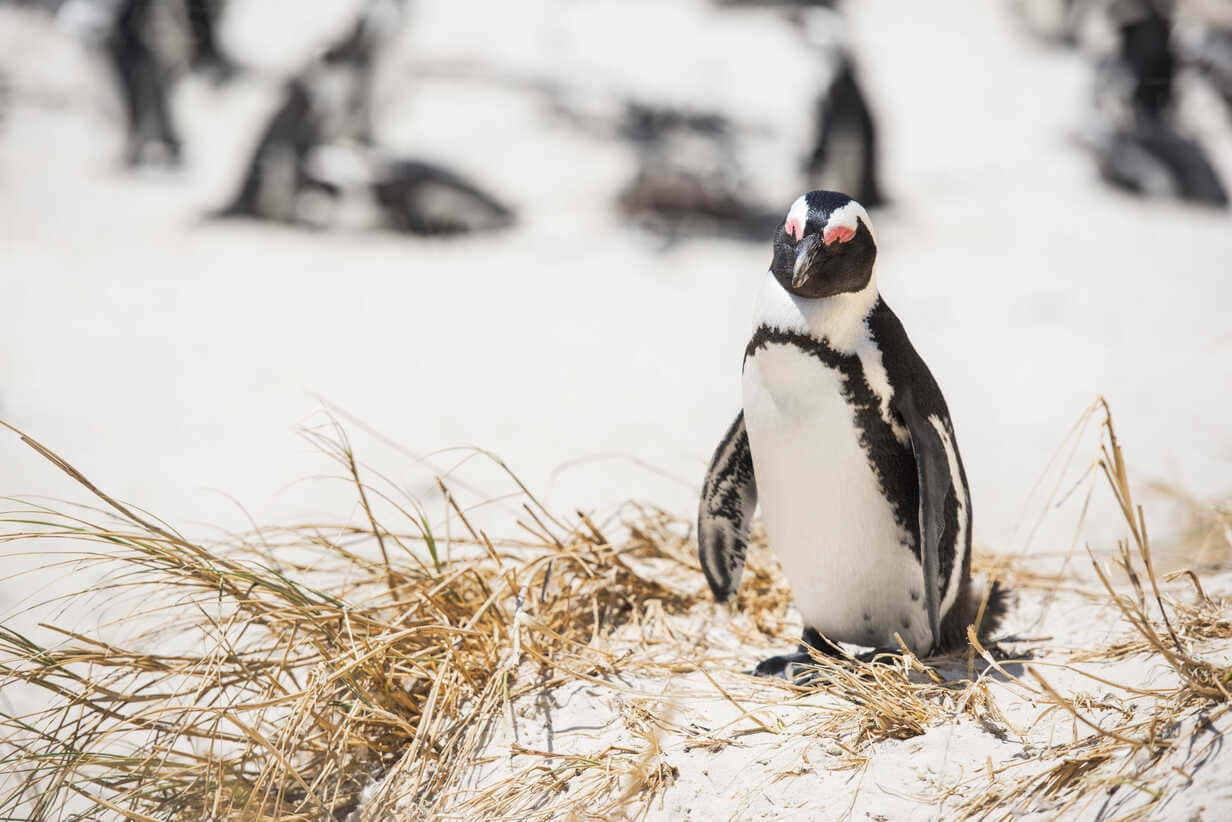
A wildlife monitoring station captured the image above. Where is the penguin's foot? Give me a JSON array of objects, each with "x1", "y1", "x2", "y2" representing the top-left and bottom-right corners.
[
  {"x1": 855, "y1": 646, "x2": 904, "y2": 665},
  {"x1": 751, "y1": 629, "x2": 849, "y2": 683},
  {"x1": 750, "y1": 648, "x2": 819, "y2": 680},
  {"x1": 753, "y1": 650, "x2": 908, "y2": 686}
]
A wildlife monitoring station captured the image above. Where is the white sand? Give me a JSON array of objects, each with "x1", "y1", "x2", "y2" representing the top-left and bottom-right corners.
[
  {"x1": 374, "y1": 562, "x2": 1232, "y2": 820},
  {"x1": 2, "y1": 0, "x2": 1228, "y2": 541},
  {"x1": 2, "y1": 0, "x2": 1231, "y2": 818}
]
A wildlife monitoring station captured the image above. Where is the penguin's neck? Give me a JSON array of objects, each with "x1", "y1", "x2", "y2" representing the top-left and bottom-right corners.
[{"x1": 752, "y1": 268, "x2": 879, "y2": 355}]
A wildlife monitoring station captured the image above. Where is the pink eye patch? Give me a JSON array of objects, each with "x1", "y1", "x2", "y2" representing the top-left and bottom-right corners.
[
  {"x1": 823, "y1": 224, "x2": 856, "y2": 246},
  {"x1": 785, "y1": 217, "x2": 804, "y2": 242}
]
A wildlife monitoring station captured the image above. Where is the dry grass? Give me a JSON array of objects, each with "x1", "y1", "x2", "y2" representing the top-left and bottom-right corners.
[
  {"x1": 2, "y1": 399, "x2": 1231, "y2": 821},
  {"x1": 952, "y1": 401, "x2": 1232, "y2": 820},
  {"x1": 0, "y1": 421, "x2": 720, "y2": 821},
  {"x1": 1145, "y1": 481, "x2": 1232, "y2": 571}
]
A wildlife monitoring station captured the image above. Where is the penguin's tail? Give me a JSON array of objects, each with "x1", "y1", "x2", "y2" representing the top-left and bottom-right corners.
[{"x1": 937, "y1": 577, "x2": 1012, "y2": 654}]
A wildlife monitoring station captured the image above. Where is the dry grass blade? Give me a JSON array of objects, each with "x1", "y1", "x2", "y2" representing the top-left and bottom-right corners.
[
  {"x1": 955, "y1": 400, "x2": 1232, "y2": 820},
  {"x1": 4, "y1": 399, "x2": 1232, "y2": 821},
  {"x1": 0, "y1": 423, "x2": 708, "y2": 821}
]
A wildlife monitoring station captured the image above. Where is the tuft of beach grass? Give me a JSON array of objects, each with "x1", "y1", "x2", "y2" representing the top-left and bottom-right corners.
[{"x1": 2, "y1": 400, "x2": 1230, "y2": 821}]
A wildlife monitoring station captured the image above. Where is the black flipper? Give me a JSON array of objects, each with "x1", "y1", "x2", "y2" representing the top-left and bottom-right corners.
[
  {"x1": 896, "y1": 387, "x2": 950, "y2": 655},
  {"x1": 698, "y1": 412, "x2": 757, "y2": 602}
]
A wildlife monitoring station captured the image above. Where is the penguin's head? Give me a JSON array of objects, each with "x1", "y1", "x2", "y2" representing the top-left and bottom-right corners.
[{"x1": 770, "y1": 191, "x2": 876, "y2": 299}]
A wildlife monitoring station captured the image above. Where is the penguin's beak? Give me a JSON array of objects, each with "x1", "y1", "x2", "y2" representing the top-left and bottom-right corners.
[{"x1": 791, "y1": 233, "x2": 820, "y2": 289}]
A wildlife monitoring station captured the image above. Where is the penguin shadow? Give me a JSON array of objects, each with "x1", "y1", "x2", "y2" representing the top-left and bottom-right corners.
[
  {"x1": 1089, "y1": 710, "x2": 1225, "y2": 820},
  {"x1": 500, "y1": 676, "x2": 618, "y2": 762},
  {"x1": 924, "y1": 641, "x2": 1030, "y2": 684}
]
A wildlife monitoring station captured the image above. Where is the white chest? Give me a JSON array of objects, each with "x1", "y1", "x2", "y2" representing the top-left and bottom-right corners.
[{"x1": 742, "y1": 342, "x2": 931, "y2": 652}]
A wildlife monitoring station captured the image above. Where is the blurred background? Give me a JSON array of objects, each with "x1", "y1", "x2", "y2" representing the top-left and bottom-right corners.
[{"x1": 1, "y1": 0, "x2": 1230, "y2": 594}]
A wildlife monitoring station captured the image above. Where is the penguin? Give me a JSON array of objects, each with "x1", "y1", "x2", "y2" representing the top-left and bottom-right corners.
[
  {"x1": 712, "y1": 1, "x2": 838, "y2": 9},
  {"x1": 214, "y1": 78, "x2": 328, "y2": 222},
  {"x1": 86, "y1": 0, "x2": 231, "y2": 167},
  {"x1": 698, "y1": 190, "x2": 1006, "y2": 678},
  {"x1": 616, "y1": 102, "x2": 780, "y2": 243},
  {"x1": 1095, "y1": 121, "x2": 1229, "y2": 206},
  {"x1": 184, "y1": 0, "x2": 234, "y2": 80},
  {"x1": 1188, "y1": 22, "x2": 1232, "y2": 116},
  {"x1": 1086, "y1": 0, "x2": 1228, "y2": 207},
  {"x1": 371, "y1": 158, "x2": 515, "y2": 236},
  {"x1": 103, "y1": 0, "x2": 183, "y2": 167},
  {"x1": 214, "y1": 0, "x2": 403, "y2": 224},
  {"x1": 792, "y1": 7, "x2": 885, "y2": 208},
  {"x1": 802, "y1": 51, "x2": 884, "y2": 209}
]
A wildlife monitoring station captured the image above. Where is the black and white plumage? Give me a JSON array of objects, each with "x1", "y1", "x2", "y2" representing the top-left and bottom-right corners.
[
  {"x1": 1095, "y1": 119, "x2": 1229, "y2": 206},
  {"x1": 59, "y1": 0, "x2": 232, "y2": 167},
  {"x1": 1189, "y1": 23, "x2": 1232, "y2": 116},
  {"x1": 214, "y1": 0, "x2": 398, "y2": 222},
  {"x1": 804, "y1": 54, "x2": 883, "y2": 209},
  {"x1": 371, "y1": 158, "x2": 515, "y2": 236},
  {"x1": 103, "y1": 0, "x2": 184, "y2": 167},
  {"x1": 793, "y1": 8, "x2": 884, "y2": 209},
  {"x1": 616, "y1": 103, "x2": 780, "y2": 242},
  {"x1": 214, "y1": 0, "x2": 511, "y2": 235},
  {"x1": 1088, "y1": 0, "x2": 1229, "y2": 207},
  {"x1": 698, "y1": 190, "x2": 1005, "y2": 677},
  {"x1": 214, "y1": 78, "x2": 323, "y2": 222}
]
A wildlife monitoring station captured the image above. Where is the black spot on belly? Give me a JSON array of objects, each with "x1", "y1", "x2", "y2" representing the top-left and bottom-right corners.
[
  {"x1": 862, "y1": 612, "x2": 871, "y2": 622},
  {"x1": 745, "y1": 326, "x2": 921, "y2": 561},
  {"x1": 910, "y1": 590, "x2": 920, "y2": 602},
  {"x1": 900, "y1": 617, "x2": 911, "y2": 630}
]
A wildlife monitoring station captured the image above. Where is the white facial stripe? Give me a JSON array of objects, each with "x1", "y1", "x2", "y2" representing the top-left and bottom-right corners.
[
  {"x1": 784, "y1": 195, "x2": 809, "y2": 241},
  {"x1": 825, "y1": 200, "x2": 874, "y2": 244}
]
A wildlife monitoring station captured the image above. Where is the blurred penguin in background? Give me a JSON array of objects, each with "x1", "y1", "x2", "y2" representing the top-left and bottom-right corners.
[
  {"x1": 1182, "y1": 0, "x2": 1232, "y2": 117},
  {"x1": 105, "y1": 0, "x2": 180, "y2": 166},
  {"x1": 792, "y1": 4, "x2": 885, "y2": 208},
  {"x1": 1110, "y1": 0, "x2": 1175, "y2": 116},
  {"x1": 369, "y1": 157, "x2": 515, "y2": 236},
  {"x1": 184, "y1": 0, "x2": 230, "y2": 80},
  {"x1": 713, "y1": 0, "x2": 838, "y2": 9},
  {"x1": 215, "y1": 0, "x2": 401, "y2": 223},
  {"x1": 57, "y1": 0, "x2": 232, "y2": 166},
  {"x1": 711, "y1": 0, "x2": 884, "y2": 207},
  {"x1": 615, "y1": 0, "x2": 884, "y2": 242},
  {"x1": 616, "y1": 102, "x2": 781, "y2": 242},
  {"x1": 216, "y1": 0, "x2": 514, "y2": 236},
  {"x1": 1011, "y1": 0, "x2": 1089, "y2": 44},
  {"x1": 1089, "y1": 0, "x2": 1228, "y2": 205}
]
